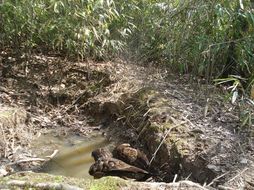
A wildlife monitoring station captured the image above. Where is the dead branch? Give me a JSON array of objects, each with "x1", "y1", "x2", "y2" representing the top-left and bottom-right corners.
[
  {"x1": 217, "y1": 185, "x2": 235, "y2": 190},
  {"x1": 6, "y1": 158, "x2": 46, "y2": 168},
  {"x1": 0, "y1": 123, "x2": 8, "y2": 157},
  {"x1": 206, "y1": 171, "x2": 230, "y2": 187},
  {"x1": 46, "y1": 149, "x2": 59, "y2": 159},
  {"x1": 227, "y1": 168, "x2": 248, "y2": 183}
]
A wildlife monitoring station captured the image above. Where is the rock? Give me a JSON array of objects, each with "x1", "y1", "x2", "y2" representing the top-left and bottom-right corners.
[
  {"x1": 0, "y1": 168, "x2": 8, "y2": 177},
  {"x1": 207, "y1": 164, "x2": 221, "y2": 172},
  {"x1": 240, "y1": 158, "x2": 248, "y2": 164}
]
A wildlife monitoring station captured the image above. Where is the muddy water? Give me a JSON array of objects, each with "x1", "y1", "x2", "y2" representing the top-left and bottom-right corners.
[{"x1": 31, "y1": 131, "x2": 112, "y2": 178}]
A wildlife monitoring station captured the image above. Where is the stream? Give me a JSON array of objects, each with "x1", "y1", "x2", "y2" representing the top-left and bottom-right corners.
[{"x1": 31, "y1": 131, "x2": 112, "y2": 178}]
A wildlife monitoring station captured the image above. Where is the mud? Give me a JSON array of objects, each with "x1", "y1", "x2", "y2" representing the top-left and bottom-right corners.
[{"x1": 34, "y1": 133, "x2": 111, "y2": 178}]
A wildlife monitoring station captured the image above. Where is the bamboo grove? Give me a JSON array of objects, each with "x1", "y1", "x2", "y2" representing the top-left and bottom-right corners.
[{"x1": 1, "y1": 0, "x2": 254, "y2": 88}]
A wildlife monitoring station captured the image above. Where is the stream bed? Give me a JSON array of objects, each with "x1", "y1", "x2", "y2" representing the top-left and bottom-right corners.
[{"x1": 31, "y1": 131, "x2": 112, "y2": 178}]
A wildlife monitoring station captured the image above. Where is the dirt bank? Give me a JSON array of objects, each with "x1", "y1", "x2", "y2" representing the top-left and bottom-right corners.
[
  {"x1": 82, "y1": 60, "x2": 254, "y2": 189},
  {"x1": 0, "y1": 54, "x2": 253, "y2": 189}
]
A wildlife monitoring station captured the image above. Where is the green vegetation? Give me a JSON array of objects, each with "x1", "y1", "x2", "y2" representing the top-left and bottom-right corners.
[
  {"x1": 0, "y1": 172, "x2": 126, "y2": 190},
  {"x1": 89, "y1": 177, "x2": 126, "y2": 190},
  {"x1": 1, "y1": 0, "x2": 253, "y2": 78},
  {"x1": 0, "y1": 0, "x2": 125, "y2": 59}
]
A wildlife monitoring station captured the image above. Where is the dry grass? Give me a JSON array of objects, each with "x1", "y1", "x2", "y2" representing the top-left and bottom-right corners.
[{"x1": 0, "y1": 106, "x2": 32, "y2": 159}]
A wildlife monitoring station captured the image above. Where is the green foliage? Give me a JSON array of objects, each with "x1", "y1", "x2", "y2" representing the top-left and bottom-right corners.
[
  {"x1": 89, "y1": 177, "x2": 125, "y2": 190},
  {"x1": 121, "y1": 0, "x2": 254, "y2": 83},
  {"x1": 214, "y1": 75, "x2": 254, "y2": 128},
  {"x1": 0, "y1": 0, "x2": 126, "y2": 59},
  {"x1": 1, "y1": 0, "x2": 253, "y2": 85}
]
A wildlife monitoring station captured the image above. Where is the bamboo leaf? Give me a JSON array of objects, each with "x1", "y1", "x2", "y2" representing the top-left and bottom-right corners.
[{"x1": 231, "y1": 90, "x2": 238, "y2": 104}]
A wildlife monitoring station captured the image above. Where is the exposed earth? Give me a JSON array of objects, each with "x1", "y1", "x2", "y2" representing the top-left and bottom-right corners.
[{"x1": 0, "y1": 54, "x2": 253, "y2": 189}]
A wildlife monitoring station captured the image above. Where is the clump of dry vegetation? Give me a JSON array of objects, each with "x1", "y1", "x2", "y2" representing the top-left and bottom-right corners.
[{"x1": 0, "y1": 107, "x2": 31, "y2": 160}]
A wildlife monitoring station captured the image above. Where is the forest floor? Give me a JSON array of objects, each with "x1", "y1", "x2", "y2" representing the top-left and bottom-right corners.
[{"x1": 0, "y1": 54, "x2": 253, "y2": 189}]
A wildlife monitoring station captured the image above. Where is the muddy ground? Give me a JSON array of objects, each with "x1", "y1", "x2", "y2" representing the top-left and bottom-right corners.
[{"x1": 0, "y1": 54, "x2": 253, "y2": 189}]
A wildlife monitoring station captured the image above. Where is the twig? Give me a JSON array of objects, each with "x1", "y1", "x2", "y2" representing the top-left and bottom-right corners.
[
  {"x1": 149, "y1": 120, "x2": 187, "y2": 165},
  {"x1": 173, "y1": 174, "x2": 177, "y2": 183},
  {"x1": 16, "y1": 158, "x2": 46, "y2": 164},
  {"x1": 169, "y1": 180, "x2": 209, "y2": 190},
  {"x1": 217, "y1": 185, "x2": 235, "y2": 190},
  {"x1": 206, "y1": 171, "x2": 230, "y2": 187},
  {"x1": 182, "y1": 115, "x2": 196, "y2": 128},
  {"x1": 0, "y1": 123, "x2": 8, "y2": 157},
  {"x1": 237, "y1": 142, "x2": 245, "y2": 155},
  {"x1": 7, "y1": 158, "x2": 46, "y2": 166},
  {"x1": 63, "y1": 90, "x2": 87, "y2": 112},
  {"x1": 185, "y1": 173, "x2": 192, "y2": 180},
  {"x1": 227, "y1": 168, "x2": 248, "y2": 183},
  {"x1": 46, "y1": 149, "x2": 59, "y2": 159},
  {"x1": 0, "y1": 86, "x2": 9, "y2": 94}
]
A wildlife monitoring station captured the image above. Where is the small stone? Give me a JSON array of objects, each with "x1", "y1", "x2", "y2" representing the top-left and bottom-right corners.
[
  {"x1": 0, "y1": 168, "x2": 8, "y2": 177},
  {"x1": 207, "y1": 164, "x2": 221, "y2": 172},
  {"x1": 240, "y1": 158, "x2": 248, "y2": 164}
]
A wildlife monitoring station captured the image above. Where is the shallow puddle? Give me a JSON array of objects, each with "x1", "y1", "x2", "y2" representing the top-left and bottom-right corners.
[{"x1": 31, "y1": 131, "x2": 111, "y2": 179}]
